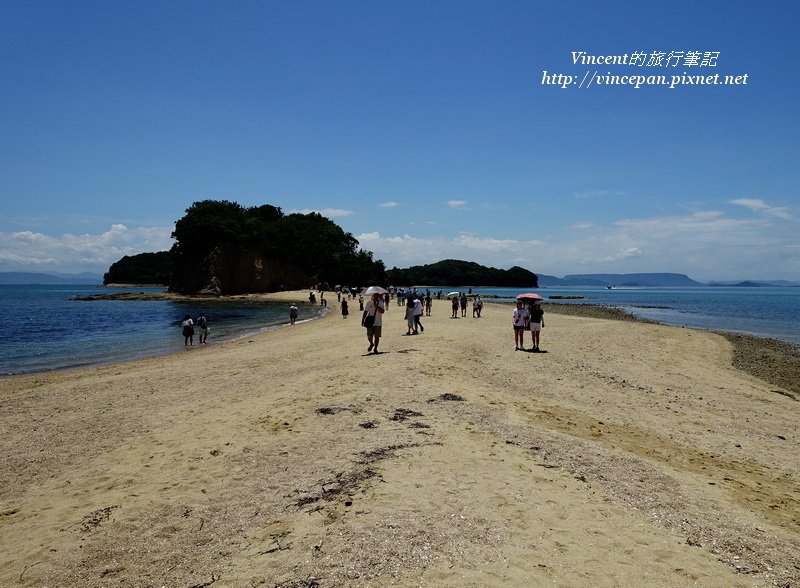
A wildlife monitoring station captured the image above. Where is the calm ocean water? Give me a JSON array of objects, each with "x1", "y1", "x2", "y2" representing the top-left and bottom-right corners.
[
  {"x1": 466, "y1": 285, "x2": 800, "y2": 345},
  {"x1": 2, "y1": 284, "x2": 798, "y2": 375},
  {"x1": 1, "y1": 285, "x2": 326, "y2": 376}
]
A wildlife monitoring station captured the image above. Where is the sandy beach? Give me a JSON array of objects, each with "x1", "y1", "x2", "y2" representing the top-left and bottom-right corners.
[{"x1": 1, "y1": 291, "x2": 798, "y2": 587}]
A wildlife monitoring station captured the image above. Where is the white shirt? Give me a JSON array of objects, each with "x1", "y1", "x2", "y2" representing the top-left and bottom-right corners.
[{"x1": 364, "y1": 299, "x2": 385, "y2": 327}]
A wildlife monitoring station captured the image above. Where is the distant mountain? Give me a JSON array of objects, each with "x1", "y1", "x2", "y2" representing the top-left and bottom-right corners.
[
  {"x1": 538, "y1": 273, "x2": 704, "y2": 287},
  {"x1": 708, "y1": 280, "x2": 800, "y2": 287},
  {"x1": 0, "y1": 271, "x2": 103, "y2": 285}
]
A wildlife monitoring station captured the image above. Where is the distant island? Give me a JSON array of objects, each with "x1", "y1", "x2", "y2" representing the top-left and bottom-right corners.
[
  {"x1": 104, "y1": 251, "x2": 173, "y2": 286},
  {"x1": 537, "y1": 274, "x2": 799, "y2": 287},
  {"x1": 537, "y1": 273, "x2": 704, "y2": 287},
  {"x1": 386, "y1": 259, "x2": 538, "y2": 288},
  {"x1": 0, "y1": 271, "x2": 103, "y2": 285}
]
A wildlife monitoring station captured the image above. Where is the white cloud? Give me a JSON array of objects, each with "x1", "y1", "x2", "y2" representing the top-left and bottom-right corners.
[
  {"x1": 447, "y1": 200, "x2": 468, "y2": 209},
  {"x1": 378, "y1": 202, "x2": 399, "y2": 208},
  {"x1": 583, "y1": 247, "x2": 642, "y2": 264},
  {"x1": 570, "y1": 222, "x2": 597, "y2": 230},
  {"x1": 356, "y1": 206, "x2": 800, "y2": 281},
  {"x1": 287, "y1": 208, "x2": 354, "y2": 218},
  {"x1": 613, "y1": 210, "x2": 755, "y2": 234},
  {"x1": 355, "y1": 231, "x2": 544, "y2": 269},
  {"x1": 729, "y1": 198, "x2": 793, "y2": 220},
  {"x1": 0, "y1": 224, "x2": 174, "y2": 273}
]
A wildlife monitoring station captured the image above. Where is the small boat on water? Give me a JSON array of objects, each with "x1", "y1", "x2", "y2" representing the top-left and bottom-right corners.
[{"x1": 607, "y1": 284, "x2": 614, "y2": 289}]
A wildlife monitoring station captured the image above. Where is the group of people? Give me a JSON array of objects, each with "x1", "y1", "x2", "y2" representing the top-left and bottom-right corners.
[
  {"x1": 183, "y1": 290, "x2": 544, "y2": 355},
  {"x1": 357, "y1": 290, "x2": 544, "y2": 356},
  {"x1": 512, "y1": 300, "x2": 545, "y2": 352},
  {"x1": 403, "y1": 296, "x2": 425, "y2": 335},
  {"x1": 449, "y1": 293, "x2": 482, "y2": 318},
  {"x1": 181, "y1": 313, "x2": 209, "y2": 346}
]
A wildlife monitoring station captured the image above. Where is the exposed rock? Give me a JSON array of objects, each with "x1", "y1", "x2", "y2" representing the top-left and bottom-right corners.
[{"x1": 170, "y1": 244, "x2": 310, "y2": 295}]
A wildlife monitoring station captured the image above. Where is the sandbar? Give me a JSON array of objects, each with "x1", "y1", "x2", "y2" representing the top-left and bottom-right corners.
[{"x1": 1, "y1": 291, "x2": 798, "y2": 586}]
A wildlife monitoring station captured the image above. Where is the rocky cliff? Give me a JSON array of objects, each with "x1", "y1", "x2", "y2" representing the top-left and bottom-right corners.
[{"x1": 169, "y1": 244, "x2": 310, "y2": 295}]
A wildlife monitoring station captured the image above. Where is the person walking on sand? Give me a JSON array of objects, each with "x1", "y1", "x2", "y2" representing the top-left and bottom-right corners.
[
  {"x1": 181, "y1": 314, "x2": 195, "y2": 346},
  {"x1": 404, "y1": 299, "x2": 415, "y2": 335},
  {"x1": 413, "y1": 296, "x2": 425, "y2": 333},
  {"x1": 196, "y1": 313, "x2": 209, "y2": 344},
  {"x1": 341, "y1": 299, "x2": 349, "y2": 319},
  {"x1": 528, "y1": 302, "x2": 544, "y2": 352},
  {"x1": 289, "y1": 304, "x2": 299, "y2": 325},
  {"x1": 362, "y1": 292, "x2": 385, "y2": 354},
  {"x1": 512, "y1": 300, "x2": 529, "y2": 351},
  {"x1": 451, "y1": 295, "x2": 459, "y2": 318},
  {"x1": 425, "y1": 293, "x2": 432, "y2": 316},
  {"x1": 460, "y1": 293, "x2": 468, "y2": 317}
]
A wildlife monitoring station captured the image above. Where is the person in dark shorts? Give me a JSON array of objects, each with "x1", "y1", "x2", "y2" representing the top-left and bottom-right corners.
[
  {"x1": 181, "y1": 314, "x2": 194, "y2": 346},
  {"x1": 362, "y1": 293, "x2": 386, "y2": 354}
]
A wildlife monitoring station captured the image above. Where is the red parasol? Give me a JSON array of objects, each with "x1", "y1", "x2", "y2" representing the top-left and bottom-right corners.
[{"x1": 516, "y1": 293, "x2": 544, "y2": 301}]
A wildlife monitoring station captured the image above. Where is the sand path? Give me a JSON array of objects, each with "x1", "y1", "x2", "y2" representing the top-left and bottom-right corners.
[{"x1": 1, "y1": 293, "x2": 798, "y2": 586}]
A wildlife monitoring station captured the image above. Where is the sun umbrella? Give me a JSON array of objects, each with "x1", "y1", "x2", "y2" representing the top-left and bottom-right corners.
[
  {"x1": 362, "y1": 286, "x2": 388, "y2": 296},
  {"x1": 516, "y1": 292, "x2": 544, "y2": 301},
  {"x1": 446, "y1": 291, "x2": 460, "y2": 297}
]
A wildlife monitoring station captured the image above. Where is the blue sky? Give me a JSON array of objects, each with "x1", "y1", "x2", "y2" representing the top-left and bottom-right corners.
[{"x1": 1, "y1": 1, "x2": 797, "y2": 281}]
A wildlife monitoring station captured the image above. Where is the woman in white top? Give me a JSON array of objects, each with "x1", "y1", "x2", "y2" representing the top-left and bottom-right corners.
[
  {"x1": 362, "y1": 293, "x2": 386, "y2": 354},
  {"x1": 512, "y1": 300, "x2": 529, "y2": 351}
]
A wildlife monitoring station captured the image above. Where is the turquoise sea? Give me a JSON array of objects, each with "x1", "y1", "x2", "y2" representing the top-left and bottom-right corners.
[{"x1": 1, "y1": 283, "x2": 798, "y2": 376}]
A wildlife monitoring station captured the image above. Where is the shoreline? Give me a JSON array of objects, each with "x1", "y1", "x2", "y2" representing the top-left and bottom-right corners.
[
  {"x1": 25, "y1": 291, "x2": 799, "y2": 399},
  {"x1": 544, "y1": 302, "x2": 800, "y2": 398},
  {"x1": 1, "y1": 293, "x2": 798, "y2": 585}
]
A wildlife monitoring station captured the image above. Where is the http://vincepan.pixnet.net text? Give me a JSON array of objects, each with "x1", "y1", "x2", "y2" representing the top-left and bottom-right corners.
[{"x1": 541, "y1": 51, "x2": 749, "y2": 89}]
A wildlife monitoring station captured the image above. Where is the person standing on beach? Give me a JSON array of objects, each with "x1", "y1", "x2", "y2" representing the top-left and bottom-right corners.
[
  {"x1": 460, "y1": 293, "x2": 468, "y2": 317},
  {"x1": 528, "y1": 302, "x2": 544, "y2": 352},
  {"x1": 341, "y1": 299, "x2": 349, "y2": 319},
  {"x1": 451, "y1": 296, "x2": 459, "y2": 318},
  {"x1": 358, "y1": 294, "x2": 364, "y2": 311},
  {"x1": 196, "y1": 313, "x2": 208, "y2": 344},
  {"x1": 512, "y1": 300, "x2": 528, "y2": 351},
  {"x1": 181, "y1": 314, "x2": 195, "y2": 346},
  {"x1": 289, "y1": 304, "x2": 299, "y2": 325},
  {"x1": 425, "y1": 293, "x2": 432, "y2": 316},
  {"x1": 362, "y1": 292, "x2": 385, "y2": 354}
]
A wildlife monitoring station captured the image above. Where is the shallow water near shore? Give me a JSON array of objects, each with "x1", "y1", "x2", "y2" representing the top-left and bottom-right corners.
[
  {"x1": 1, "y1": 284, "x2": 326, "y2": 375},
  {"x1": 456, "y1": 285, "x2": 800, "y2": 344}
]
